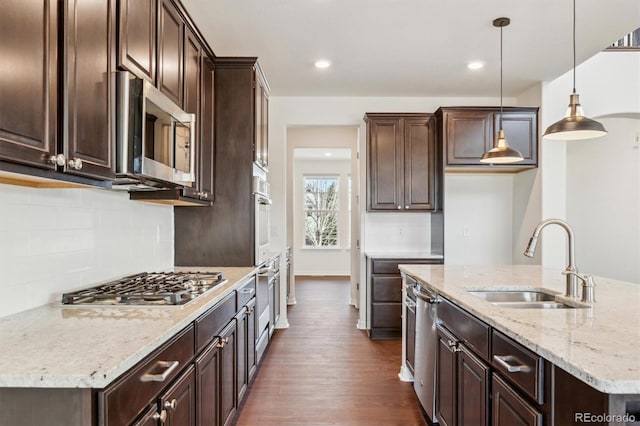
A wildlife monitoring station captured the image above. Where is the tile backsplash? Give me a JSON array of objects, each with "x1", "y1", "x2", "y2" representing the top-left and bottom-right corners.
[{"x1": 0, "y1": 184, "x2": 174, "y2": 317}]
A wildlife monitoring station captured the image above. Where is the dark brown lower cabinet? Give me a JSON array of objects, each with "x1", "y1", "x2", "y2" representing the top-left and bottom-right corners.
[
  {"x1": 492, "y1": 374, "x2": 542, "y2": 426},
  {"x1": 220, "y1": 320, "x2": 237, "y2": 426},
  {"x1": 246, "y1": 298, "x2": 257, "y2": 382},
  {"x1": 436, "y1": 325, "x2": 458, "y2": 426},
  {"x1": 235, "y1": 307, "x2": 248, "y2": 403},
  {"x1": 160, "y1": 365, "x2": 196, "y2": 426},
  {"x1": 436, "y1": 324, "x2": 490, "y2": 426},
  {"x1": 405, "y1": 293, "x2": 416, "y2": 375},
  {"x1": 195, "y1": 337, "x2": 220, "y2": 426},
  {"x1": 457, "y1": 345, "x2": 489, "y2": 426},
  {"x1": 134, "y1": 404, "x2": 164, "y2": 426}
]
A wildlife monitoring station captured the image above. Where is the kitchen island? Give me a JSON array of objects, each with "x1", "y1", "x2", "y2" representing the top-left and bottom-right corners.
[
  {"x1": 400, "y1": 264, "x2": 640, "y2": 425},
  {"x1": 0, "y1": 266, "x2": 257, "y2": 426}
]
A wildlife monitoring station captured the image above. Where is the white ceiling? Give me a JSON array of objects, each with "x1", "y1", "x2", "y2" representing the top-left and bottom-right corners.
[
  {"x1": 182, "y1": 0, "x2": 639, "y2": 97},
  {"x1": 294, "y1": 148, "x2": 352, "y2": 160}
]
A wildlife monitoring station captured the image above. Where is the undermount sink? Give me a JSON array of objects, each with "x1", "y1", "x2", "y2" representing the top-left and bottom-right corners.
[{"x1": 467, "y1": 289, "x2": 586, "y2": 309}]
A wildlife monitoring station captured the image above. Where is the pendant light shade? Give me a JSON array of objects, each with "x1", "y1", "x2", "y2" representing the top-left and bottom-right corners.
[
  {"x1": 543, "y1": 0, "x2": 607, "y2": 140},
  {"x1": 480, "y1": 17, "x2": 524, "y2": 164}
]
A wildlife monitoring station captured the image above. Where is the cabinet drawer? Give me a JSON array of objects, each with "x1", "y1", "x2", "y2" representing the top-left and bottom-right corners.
[
  {"x1": 101, "y1": 325, "x2": 195, "y2": 426},
  {"x1": 237, "y1": 276, "x2": 256, "y2": 307},
  {"x1": 492, "y1": 330, "x2": 544, "y2": 404},
  {"x1": 492, "y1": 373, "x2": 542, "y2": 426},
  {"x1": 371, "y1": 258, "x2": 441, "y2": 274},
  {"x1": 438, "y1": 297, "x2": 489, "y2": 360},
  {"x1": 371, "y1": 302, "x2": 402, "y2": 328},
  {"x1": 372, "y1": 276, "x2": 402, "y2": 302},
  {"x1": 195, "y1": 292, "x2": 236, "y2": 353}
]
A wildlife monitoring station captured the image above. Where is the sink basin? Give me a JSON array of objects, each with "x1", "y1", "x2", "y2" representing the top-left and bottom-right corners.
[
  {"x1": 492, "y1": 301, "x2": 574, "y2": 309},
  {"x1": 468, "y1": 290, "x2": 556, "y2": 303},
  {"x1": 467, "y1": 289, "x2": 587, "y2": 309}
]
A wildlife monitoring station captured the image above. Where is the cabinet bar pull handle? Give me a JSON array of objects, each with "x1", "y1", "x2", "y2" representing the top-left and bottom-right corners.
[
  {"x1": 140, "y1": 360, "x2": 179, "y2": 382},
  {"x1": 241, "y1": 288, "x2": 255, "y2": 294},
  {"x1": 493, "y1": 355, "x2": 531, "y2": 373}
]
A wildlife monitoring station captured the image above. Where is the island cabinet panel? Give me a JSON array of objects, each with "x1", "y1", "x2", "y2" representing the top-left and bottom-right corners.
[
  {"x1": 219, "y1": 320, "x2": 238, "y2": 426},
  {"x1": 0, "y1": 0, "x2": 58, "y2": 170},
  {"x1": 492, "y1": 374, "x2": 542, "y2": 426},
  {"x1": 117, "y1": 0, "x2": 157, "y2": 82},
  {"x1": 438, "y1": 297, "x2": 490, "y2": 361},
  {"x1": 62, "y1": 0, "x2": 116, "y2": 181},
  {"x1": 457, "y1": 345, "x2": 489, "y2": 426},
  {"x1": 436, "y1": 107, "x2": 538, "y2": 171},
  {"x1": 157, "y1": 0, "x2": 183, "y2": 106},
  {"x1": 365, "y1": 113, "x2": 437, "y2": 212},
  {"x1": 436, "y1": 325, "x2": 458, "y2": 426}
]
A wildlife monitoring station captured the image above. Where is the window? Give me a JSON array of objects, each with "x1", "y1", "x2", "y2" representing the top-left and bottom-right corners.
[{"x1": 304, "y1": 176, "x2": 339, "y2": 247}]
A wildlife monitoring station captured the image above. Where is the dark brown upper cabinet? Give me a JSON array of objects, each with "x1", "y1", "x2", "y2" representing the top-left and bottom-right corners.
[
  {"x1": 437, "y1": 107, "x2": 538, "y2": 171},
  {"x1": 61, "y1": 0, "x2": 116, "y2": 181},
  {"x1": 254, "y1": 71, "x2": 269, "y2": 171},
  {"x1": 0, "y1": 0, "x2": 58, "y2": 171},
  {"x1": 365, "y1": 113, "x2": 437, "y2": 212},
  {"x1": 158, "y1": 0, "x2": 184, "y2": 107},
  {"x1": 117, "y1": 0, "x2": 157, "y2": 82},
  {"x1": 196, "y1": 57, "x2": 215, "y2": 203}
]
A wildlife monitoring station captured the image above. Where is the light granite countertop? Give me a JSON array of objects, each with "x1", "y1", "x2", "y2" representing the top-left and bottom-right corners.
[
  {"x1": 398, "y1": 264, "x2": 640, "y2": 394},
  {"x1": 0, "y1": 266, "x2": 256, "y2": 389}
]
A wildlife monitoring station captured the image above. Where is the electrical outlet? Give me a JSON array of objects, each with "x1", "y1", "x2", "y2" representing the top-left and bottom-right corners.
[{"x1": 463, "y1": 226, "x2": 471, "y2": 239}]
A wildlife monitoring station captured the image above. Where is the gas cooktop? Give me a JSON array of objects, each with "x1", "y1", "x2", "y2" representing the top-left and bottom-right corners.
[{"x1": 61, "y1": 272, "x2": 227, "y2": 306}]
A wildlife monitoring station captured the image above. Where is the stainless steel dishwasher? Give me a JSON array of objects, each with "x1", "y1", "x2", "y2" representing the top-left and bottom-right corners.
[{"x1": 413, "y1": 284, "x2": 439, "y2": 423}]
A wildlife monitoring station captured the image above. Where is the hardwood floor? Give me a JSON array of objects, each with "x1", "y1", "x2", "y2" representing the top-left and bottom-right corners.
[{"x1": 235, "y1": 276, "x2": 427, "y2": 425}]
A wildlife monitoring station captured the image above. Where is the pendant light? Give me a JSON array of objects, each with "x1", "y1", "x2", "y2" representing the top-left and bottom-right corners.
[
  {"x1": 543, "y1": 0, "x2": 607, "y2": 140},
  {"x1": 481, "y1": 17, "x2": 524, "y2": 164}
]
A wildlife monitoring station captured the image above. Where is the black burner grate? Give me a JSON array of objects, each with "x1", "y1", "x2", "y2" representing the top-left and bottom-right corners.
[{"x1": 62, "y1": 272, "x2": 225, "y2": 305}]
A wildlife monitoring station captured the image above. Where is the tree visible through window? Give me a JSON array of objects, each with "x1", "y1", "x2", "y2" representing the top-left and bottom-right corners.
[{"x1": 304, "y1": 176, "x2": 339, "y2": 247}]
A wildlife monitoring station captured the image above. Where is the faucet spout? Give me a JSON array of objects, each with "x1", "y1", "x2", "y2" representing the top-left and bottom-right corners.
[{"x1": 524, "y1": 219, "x2": 578, "y2": 298}]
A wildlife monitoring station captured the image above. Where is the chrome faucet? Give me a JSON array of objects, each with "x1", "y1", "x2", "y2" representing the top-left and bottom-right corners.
[{"x1": 523, "y1": 219, "x2": 579, "y2": 298}]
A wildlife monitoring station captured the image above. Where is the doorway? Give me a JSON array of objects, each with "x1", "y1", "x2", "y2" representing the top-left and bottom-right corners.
[{"x1": 286, "y1": 126, "x2": 360, "y2": 308}]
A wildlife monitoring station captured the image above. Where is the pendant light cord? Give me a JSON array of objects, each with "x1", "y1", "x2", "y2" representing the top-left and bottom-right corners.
[
  {"x1": 572, "y1": 0, "x2": 576, "y2": 94},
  {"x1": 500, "y1": 24, "x2": 503, "y2": 130}
]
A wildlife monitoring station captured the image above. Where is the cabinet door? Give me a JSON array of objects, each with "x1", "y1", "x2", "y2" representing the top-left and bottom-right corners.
[
  {"x1": 445, "y1": 110, "x2": 492, "y2": 166},
  {"x1": 436, "y1": 325, "x2": 457, "y2": 426},
  {"x1": 157, "y1": 0, "x2": 183, "y2": 106},
  {"x1": 62, "y1": 0, "x2": 116, "y2": 180},
  {"x1": 220, "y1": 321, "x2": 237, "y2": 426},
  {"x1": 492, "y1": 373, "x2": 542, "y2": 426},
  {"x1": 160, "y1": 365, "x2": 196, "y2": 426},
  {"x1": 458, "y1": 344, "x2": 489, "y2": 426},
  {"x1": 118, "y1": 0, "x2": 156, "y2": 82},
  {"x1": 405, "y1": 298, "x2": 416, "y2": 374},
  {"x1": 494, "y1": 111, "x2": 538, "y2": 166},
  {"x1": 196, "y1": 339, "x2": 220, "y2": 426},
  {"x1": 368, "y1": 118, "x2": 403, "y2": 210},
  {"x1": 183, "y1": 28, "x2": 200, "y2": 116},
  {"x1": 235, "y1": 307, "x2": 248, "y2": 403},
  {"x1": 274, "y1": 272, "x2": 281, "y2": 325},
  {"x1": 246, "y1": 298, "x2": 257, "y2": 382},
  {"x1": 0, "y1": 0, "x2": 57, "y2": 169},
  {"x1": 254, "y1": 73, "x2": 268, "y2": 169},
  {"x1": 404, "y1": 118, "x2": 435, "y2": 210},
  {"x1": 198, "y1": 58, "x2": 215, "y2": 202},
  {"x1": 133, "y1": 403, "x2": 163, "y2": 426}
]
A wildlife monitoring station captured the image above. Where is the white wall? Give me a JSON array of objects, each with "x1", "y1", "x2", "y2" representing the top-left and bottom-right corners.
[
  {"x1": 444, "y1": 174, "x2": 514, "y2": 265},
  {"x1": 293, "y1": 158, "x2": 351, "y2": 275},
  {"x1": 0, "y1": 185, "x2": 174, "y2": 317},
  {"x1": 541, "y1": 51, "x2": 640, "y2": 279},
  {"x1": 566, "y1": 117, "x2": 640, "y2": 283}
]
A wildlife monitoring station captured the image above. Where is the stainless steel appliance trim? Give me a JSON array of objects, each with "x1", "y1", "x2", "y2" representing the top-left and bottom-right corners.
[{"x1": 413, "y1": 283, "x2": 438, "y2": 421}]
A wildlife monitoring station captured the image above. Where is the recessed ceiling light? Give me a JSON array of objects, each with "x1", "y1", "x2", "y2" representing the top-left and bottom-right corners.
[
  {"x1": 324, "y1": 152, "x2": 332, "y2": 157},
  {"x1": 315, "y1": 60, "x2": 331, "y2": 69},
  {"x1": 467, "y1": 61, "x2": 484, "y2": 70}
]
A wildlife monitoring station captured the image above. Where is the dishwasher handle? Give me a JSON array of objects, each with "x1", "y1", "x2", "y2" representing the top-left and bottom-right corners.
[{"x1": 413, "y1": 287, "x2": 440, "y2": 304}]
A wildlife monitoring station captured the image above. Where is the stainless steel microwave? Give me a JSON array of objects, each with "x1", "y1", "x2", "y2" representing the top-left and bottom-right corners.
[{"x1": 115, "y1": 71, "x2": 196, "y2": 189}]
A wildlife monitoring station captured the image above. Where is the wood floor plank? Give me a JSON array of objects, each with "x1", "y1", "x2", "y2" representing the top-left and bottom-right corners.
[{"x1": 234, "y1": 276, "x2": 427, "y2": 425}]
